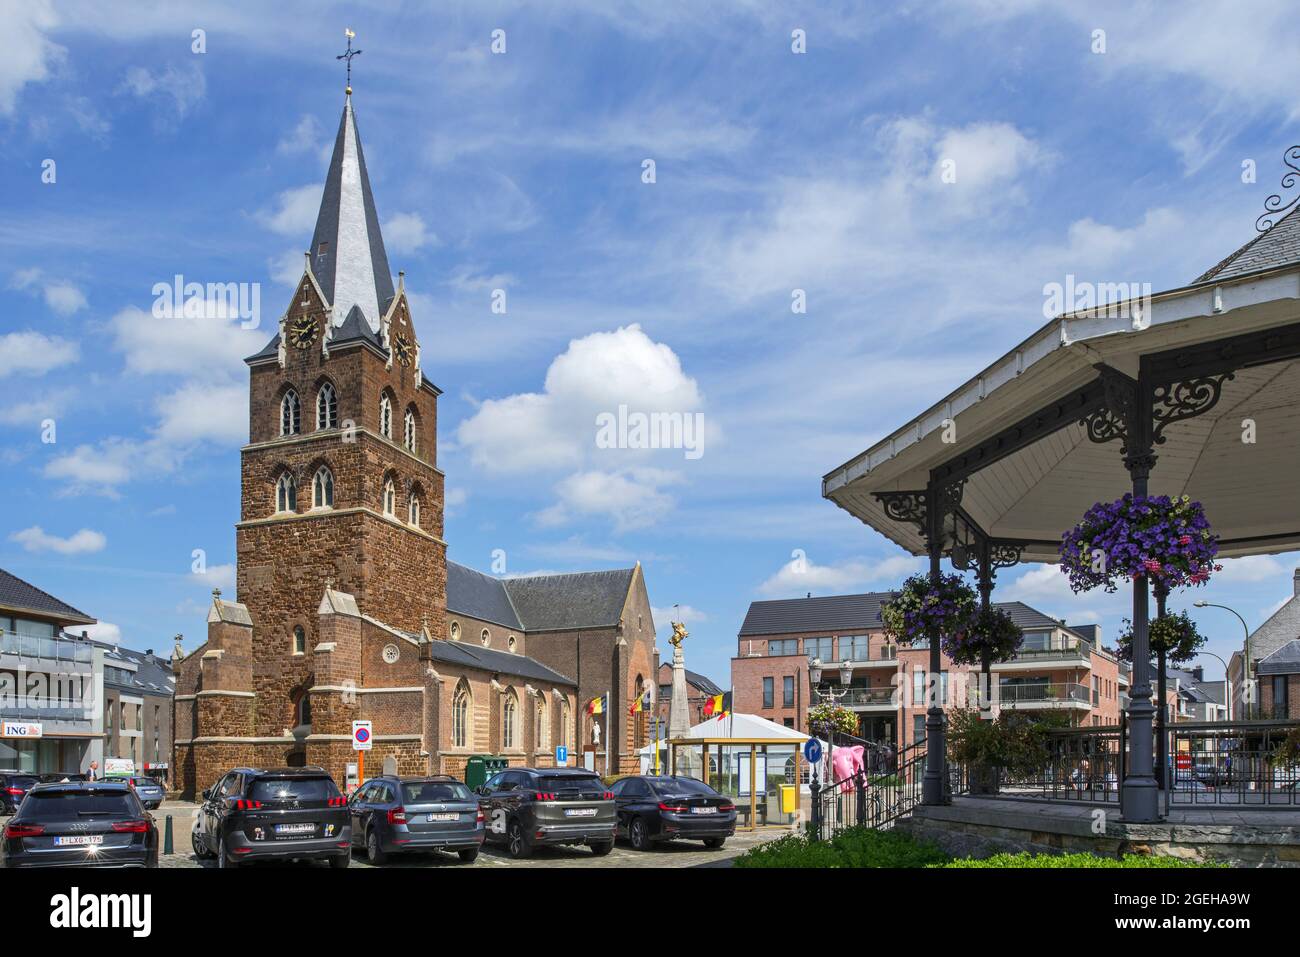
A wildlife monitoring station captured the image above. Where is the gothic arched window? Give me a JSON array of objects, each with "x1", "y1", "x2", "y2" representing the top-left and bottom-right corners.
[
  {"x1": 280, "y1": 390, "x2": 301, "y2": 436},
  {"x1": 292, "y1": 625, "x2": 306, "y2": 656},
  {"x1": 404, "y1": 409, "x2": 417, "y2": 453},
  {"x1": 312, "y1": 466, "x2": 334, "y2": 509},
  {"x1": 383, "y1": 478, "x2": 396, "y2": 516},
  {"x1": 408, "y1": 493, "x2": 421, "y2": 528},
  {"x1": 275, "y1": 472, "x2": 296, "y2": 513},
  {"x1": 502, "y1": 690, "x2": 518, "y2": 750},
  {"x1": 316, "y1": 383, "x2": 337, "y2": 430},
  {"x1": 534, "y1": 698, "x2": 547, "y2": 752},
  {"x1": 379, "y1": 393, "x2": 392, "y2": 439},
  {"x1": 453, "y1": 681, "x2": 470, "y2": 749}
]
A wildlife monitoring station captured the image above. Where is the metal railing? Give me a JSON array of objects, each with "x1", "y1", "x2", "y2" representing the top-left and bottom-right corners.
[
  {"x1": 1001, "y1": 638, "x2": 1093, "y2": 662},
  {"x1": 811, "y1": 687, "x2": 896, "y2": 707},
  {"x1": 0, "y1": 632, "x2": 94, "y2": 663},
  {"x1": 991, "y1": 721, "x2": 1126, "y2": 804},
  {"x1": 1167, "y1": 719, "x2": 1300, "y2": 809},
  {"x1": 998, "y1": 682, "x2": 1091, "y2": 705}
]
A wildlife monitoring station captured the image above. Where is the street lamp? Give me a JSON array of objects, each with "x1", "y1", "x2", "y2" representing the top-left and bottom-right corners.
[
  {"x1": 1193, "y1": 601, "x2": 1251, "y2": 718},
  {"x1": 808, "y1": 657, "x2": 855, "y2": 790},
  {"x1": 1192, "y1": 649, "x2": 1232, "y2": 723}
]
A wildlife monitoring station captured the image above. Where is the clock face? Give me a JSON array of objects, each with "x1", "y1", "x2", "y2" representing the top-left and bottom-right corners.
[
  {"x1": 394, "y1": 332, "x2": 413, "y2": 366},
  {"x1": 290, "y1": 313, "x2": 318, "y2": 349}
]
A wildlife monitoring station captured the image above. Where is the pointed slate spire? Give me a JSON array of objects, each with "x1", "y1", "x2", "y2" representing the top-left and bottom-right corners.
[{"x1": 308, "y1": 94, "x2": 395, "y2": 333}]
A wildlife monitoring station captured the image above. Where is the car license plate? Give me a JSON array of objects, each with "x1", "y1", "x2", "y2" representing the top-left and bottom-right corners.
[
  {"x1": 691, "y1": 806, "x2": 718, "y2": 814},
  {"x1": 55, "y1": 835, "x2": 104, "y2": 846},
  {"x1": 427, "y1": 813, "x2": 458, "y2": 822},
  {"x1": 564, "y1": 807, "x2": 597, "y2": 817},
  {"x1": 275, "y1": 823, "x2": 316, "y2": 835}
]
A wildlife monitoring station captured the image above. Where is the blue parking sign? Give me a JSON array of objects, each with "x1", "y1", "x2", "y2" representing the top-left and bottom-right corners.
[{"x1": 555, "y1": 745, "x2": 568, "y2": 765}]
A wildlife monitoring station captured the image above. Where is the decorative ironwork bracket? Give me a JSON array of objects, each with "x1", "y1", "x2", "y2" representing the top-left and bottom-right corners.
[
  {"x1": 1151, "y1": 372, "x2": 1234, "y2": 446},
  {"x1": 874, "y1": 490, "x2": 929, "y2": 537},
  {"x1": 1257, "y1": 145, "x2": 1300, "y2": 233},
  {"x1": 1079, "y1": 365, "x2": 1139, "y2": 456}
]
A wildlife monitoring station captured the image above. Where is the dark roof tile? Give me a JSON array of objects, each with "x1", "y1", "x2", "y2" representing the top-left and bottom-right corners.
[{"x1": 0, "y1": 568, "x2": 94, "y2": 624}]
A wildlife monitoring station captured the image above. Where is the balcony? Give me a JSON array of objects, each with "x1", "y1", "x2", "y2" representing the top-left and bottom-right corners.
[
  {"x1": 812, "y1": 687, "x2": 897, "y2": 710},
  {"x1": 998, "y1": 682, "x2": 1091, "y2": 709},
  {"x1": 992, "y1": 637, "x2": 1092, "y2": 672}
]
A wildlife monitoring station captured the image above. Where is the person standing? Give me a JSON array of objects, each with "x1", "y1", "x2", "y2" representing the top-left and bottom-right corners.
[{"x1": 87, "y1": 760, "x2": 100, "y2": 782}]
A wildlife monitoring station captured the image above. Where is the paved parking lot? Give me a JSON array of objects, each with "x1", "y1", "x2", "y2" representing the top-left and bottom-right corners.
[{"x1": 151, "y1": 799, "x2": 785, "y2": 869}]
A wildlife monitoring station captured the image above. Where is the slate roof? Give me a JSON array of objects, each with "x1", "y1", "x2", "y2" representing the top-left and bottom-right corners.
[
  {"x1": 0, "y1": 568, "x2": 94, "y2": 625},
  {"x1": 94, "y1": 641, "x2": 176, "y2": 697},
  {"x1": 1257, "y1": 638, "x2": 1300, "y2": 675},
  {"x1": 446, "y1": 562, "x2": 522, "y2": 630},
  {"x1": 499, "y1": 567, "x2": 637, "y2": 633},
  {"x1": 1197, "y1": 679, "x2": 1227, "y2": 705},
  {"x1": 682, "y1": 669, "x2": 723, "y2": 696},
  {"x1": 1194, "y1": 206, "x2": 1300, "y2": 284},
  {"x1": 247, "y1": 301, "x2": 389, "y2": 364},
  {"x1": 423, "y1": 638, "x2": 575, "y2": 686},
  {"x1": 737, "y1": 593, "x2": 1079, "y2": 639},
  {"x1": 309, "y1": 96, "x2": 394, "y2": 332}
]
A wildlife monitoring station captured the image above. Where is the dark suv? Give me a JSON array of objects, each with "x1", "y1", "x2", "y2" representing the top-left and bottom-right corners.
[
  {"x1": 2, "y1": 781, "x2": 157, "y2": 868},
  {"x1": 477, "y1": 767, "x2": 615, "y2": 859},
  {"x1": 0, "y1": 772, "x2": 39, "y2": 815},
  {"x1": 349, "y1": 775, "x2": 484, "y2": 864},
  {"x1": 191, "y1": 766, "x2": 351, "y2": 869}
]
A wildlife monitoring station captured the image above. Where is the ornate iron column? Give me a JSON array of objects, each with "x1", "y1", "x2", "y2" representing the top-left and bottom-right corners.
[
  {"x1": 1154, "y1": 582, "x2": 1170, "y2": 789},
  {"x1": 976, "y1": 539, "x2": 994, "y2": 717}
]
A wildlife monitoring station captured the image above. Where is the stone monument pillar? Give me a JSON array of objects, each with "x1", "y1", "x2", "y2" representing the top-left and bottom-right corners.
[{"x1": 667, "y1": 622, "x2": 696, "y2": 777}]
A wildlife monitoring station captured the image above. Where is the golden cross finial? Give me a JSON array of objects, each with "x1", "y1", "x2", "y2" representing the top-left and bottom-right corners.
[{"x1": 338, "y1": 28, "x2": 362, "y2": 95}]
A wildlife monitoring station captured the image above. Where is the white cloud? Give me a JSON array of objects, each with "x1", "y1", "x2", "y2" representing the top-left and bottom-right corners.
[
  {"x1": 192, "y1": 563, "x2": 236, "y2": 590},
  {"x1": 153, "y1": 381, "x2": 247, "y2": 446},
  {"x1": 757, "y1": 553, "x2": 925, "y2": 597},
  {"x1": 0, "y1": 395, "x2": 66, "y2": 427},
  {"x1": 110, "y1": 306, "x2": 266, "y2": 380},
  {"x1": 43, "y1": 438, "x2": 180, "y2": 498},
  {"x1": 118, "y1": 61, "x2": 206, "y2": 119},
  {"x1": 11, "y1": 268, "x2": 88, "y2": 315},
  {"x1": 1214, "y1": 555, "x2": 1289, "y2": 584},
  {"x1": 0, "y1": 0, "x2": 63, "y2": 116},
  {"x1": 256, "y1": 184, "x2": 322, "y2": 237},
  {"x1": 444, "y1": 487, "x2": 468, "y2": 515},
  {"x1": 0, "y1": 331, "x2": 79, "y2": 378},
  {"x1": 652, "y1": 604, "x2": 708, "y2": 627},
  {"x1": 81, "y1": 622, "x2": 122, "y2": 644},
  {"x1": 384, "y1": 212, "x2": 434, "y2": 253},
  {"x1": 537, "y1": 468, "x2": 683, "y2": 533},
  {"x1": 9, "y1": 525, "x2": 106, "y2": 555},
  {"x1": 269, "y1": 248, "x2": 306, "y2": 286},
  {"x1": 457, "y1": 323, "x2": 706, "y2": 474},
  {"x1": 277, "y1": 113, "x2": 323, "y2": 155}
]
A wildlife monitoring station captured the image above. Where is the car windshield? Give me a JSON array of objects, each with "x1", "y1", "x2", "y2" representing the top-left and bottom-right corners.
[
  {"x1": 539, "y1": 775, "x2": 602, "y2": 792},
  {"x1": 651, "y1": 777, "x2": 717, "y2": 796},
  {"x1": 248, "y1": 777, "x2": 338, "y2": 803},
  {"x1": 7, "y1": 776, "x2": 38, "y2": 789},
  {"x1": 131, "y1": 777, "x2": 158, "y2": 786},
  {"x1": 22, "y1": 791, "x2": 138, "y2": 820},
  {"x1": 402, "y1": 782, "x2": 472, "y2": 803}
]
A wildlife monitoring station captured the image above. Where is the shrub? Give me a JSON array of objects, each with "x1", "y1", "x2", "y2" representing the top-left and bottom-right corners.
[
  {"x1": 735, "y1": 826, "x2": 948, "y2": 868},
  {"x1": 938, "y1": 851, "x2": 1223, "y2": 868}
]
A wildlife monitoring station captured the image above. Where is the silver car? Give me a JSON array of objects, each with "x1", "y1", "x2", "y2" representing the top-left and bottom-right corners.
[
  {"x1": 126, "y1": 776, "x2": 166, "y2": 810},
  {"x1": 476, "y1": 767, "x2": 615, "y2": 859}
]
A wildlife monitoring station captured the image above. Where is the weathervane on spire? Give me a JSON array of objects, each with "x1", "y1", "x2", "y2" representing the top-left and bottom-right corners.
[{"x1": 338, "y1": 28, "x2": 362, "y2": 95}]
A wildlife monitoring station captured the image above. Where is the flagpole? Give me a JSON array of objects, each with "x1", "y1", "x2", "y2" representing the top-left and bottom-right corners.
[{"x1": 604, "y1": 688, "x2": 610, "y2": 779}]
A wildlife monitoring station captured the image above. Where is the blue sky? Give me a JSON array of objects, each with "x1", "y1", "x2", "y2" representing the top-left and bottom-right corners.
[{"x1": 2, "y1": 1, "x2": 1298, "y2": 688}]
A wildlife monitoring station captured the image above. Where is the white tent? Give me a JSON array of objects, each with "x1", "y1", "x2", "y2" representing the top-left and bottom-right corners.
[{"x1": 637, "y1": 712, "x2": 808, "y2": 755}]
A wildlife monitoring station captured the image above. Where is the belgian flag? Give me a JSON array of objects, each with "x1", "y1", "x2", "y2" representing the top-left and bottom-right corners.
[
  {"x1": 585, "y1": 694, "x2": 606, "y2": 715},
  {"x1": 629, "y1": 689, "x2": 651, "y2": 714},
  {"x1": 703, "y1": 691, "x2": 732, "y2": 720}
]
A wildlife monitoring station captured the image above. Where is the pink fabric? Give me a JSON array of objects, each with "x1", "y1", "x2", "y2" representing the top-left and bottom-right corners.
[{"x1": 831, "y1": 744, "x2": 865, "y2": 790}]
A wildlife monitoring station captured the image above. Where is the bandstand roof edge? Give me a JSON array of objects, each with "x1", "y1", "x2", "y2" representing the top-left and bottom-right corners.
[{"x1": 823, "y1": 257, "x2": 1300, "y2": 564}]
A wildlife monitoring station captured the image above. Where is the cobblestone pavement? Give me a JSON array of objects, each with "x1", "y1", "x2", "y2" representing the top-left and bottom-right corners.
[{"x1": 153, "y1": 799, "x2": 786, "y2": 869}]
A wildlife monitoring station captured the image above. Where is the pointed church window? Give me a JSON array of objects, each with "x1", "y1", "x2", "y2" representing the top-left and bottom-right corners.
[
  {"x1": 292, "y1": 625, "x2": 306, "y2": 656},
  {"x1": 317, "y1": 383, "x2": 338, "y2": 430},
  {"x1": 409, "y1": 493, "x2": 420, "y2": 528},
  {"x1": 453, "y1": 682, "x2": 470, "y2": 749},
  {"x1": 275, "y1": 473, "x2": 297, "y2": 513},
  {"x1": 313, "y1": 467, "x2": 334, "y2": 509},
  {"x1": 404, "y1": 409, "x2": 416, "y2": 453},
  {"x1": 281, "y1": 390, "x2": 301, "y2": 436},
  {"x1": 383, "y1": 478, "x2": 396, "y2": 516},
  {"x1": 379, "y1": 394, "x2": 392, "y2": 439},
  {"x1": 503, "y1": 691, "x2": 518, "y2": 750}
]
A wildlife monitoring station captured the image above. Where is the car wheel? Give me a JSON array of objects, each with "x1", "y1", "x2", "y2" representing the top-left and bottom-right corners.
[
  {"x1": 217, "y1": 834, "x2": 240, "y2": 869},
  {"x1": 590, "y1": 839, "x2": 614, "y2": 857},
  {"x1": 366, "y1": 828, "x2": 387, "y2": 865},
  {"x1": 330, "y1": 852, "x2": 351, "y2": 869},
  {"x1": 192, "y1": 830, "x2": 214, "y2": 860},
  {"x1": 507, "y1": 820, "x2": 532, "y2": 859},
  {"x1": 457, "y1": 847, "x2": 479, "y2": 863},
  {"x1": 703, "y1": 837, "x2": 726, "y2": 849},
  {"x1": 629, "y1": 817, "x2": 651, "y2": 851}
]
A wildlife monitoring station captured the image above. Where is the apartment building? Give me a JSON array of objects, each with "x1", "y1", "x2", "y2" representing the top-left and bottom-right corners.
[{"x1": 732, "y1": 593, "x2": 1124, "y2": 744}]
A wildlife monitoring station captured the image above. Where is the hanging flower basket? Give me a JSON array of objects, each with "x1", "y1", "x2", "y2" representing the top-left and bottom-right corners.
[
  {"x1": 1059, "y1": 494, "x2": 1220, "y2": 594},
  {"x1": 808, "y1": 703, "x2": 858, "y2": 737},
  {"x1": 880, "y1": 573, "x2": 978, "y2": 648},
  {"x1": 1115, "y1": 610, "x2": 1207, "y2": 665},
  {"x1": 945, "y1": 605, "x2": 1024, "y2": 666}
]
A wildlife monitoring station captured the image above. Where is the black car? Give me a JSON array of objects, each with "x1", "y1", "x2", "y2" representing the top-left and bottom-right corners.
[
  {"x1": 0, "y1": 772, "x2": 40, "y2": 814},
  {"x1": 608, "y1": 775, "x2": 736, "y2": 850},
  {"x1": 1, "y1": 781, "x2": 157, "y2": 868},
  {"x1": 476, "y1": 767, "x2": 615, "y2": 859},
  {"x1": 191, "y1": 766, "x2": 351, "y2": 869},
  {"x1": 349, "y1": 775, "x2": 485, "y2": 864}
]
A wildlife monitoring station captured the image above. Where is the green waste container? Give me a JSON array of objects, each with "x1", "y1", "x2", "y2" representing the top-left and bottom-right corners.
[{"x1": 464, "y1": 755, "x2": 508, "y2": 790}]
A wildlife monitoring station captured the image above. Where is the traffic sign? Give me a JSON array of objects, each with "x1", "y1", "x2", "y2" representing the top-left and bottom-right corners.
[
  {"x1": 555, "y1": 745, "x2": 568, "y2": 765},
  {"x1": 351, "y1": 720, "x2": 372, "y2": 751},
  {"x1": 803, "y1": 738, "x2": 823, "y2": 764}
]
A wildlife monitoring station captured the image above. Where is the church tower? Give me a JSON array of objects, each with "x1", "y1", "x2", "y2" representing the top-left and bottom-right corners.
[{"x1": 236, "y1": 91, "x2": 446, "y2": 745}]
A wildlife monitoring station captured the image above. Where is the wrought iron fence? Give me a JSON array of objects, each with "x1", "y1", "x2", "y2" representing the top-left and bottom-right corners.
[
  {"x1": 1166, "y1": 719, "x2": 1300, "y2": 809},
  {"x1": 989, "y1": 721, "x2": 1125, "y2": 803}
]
